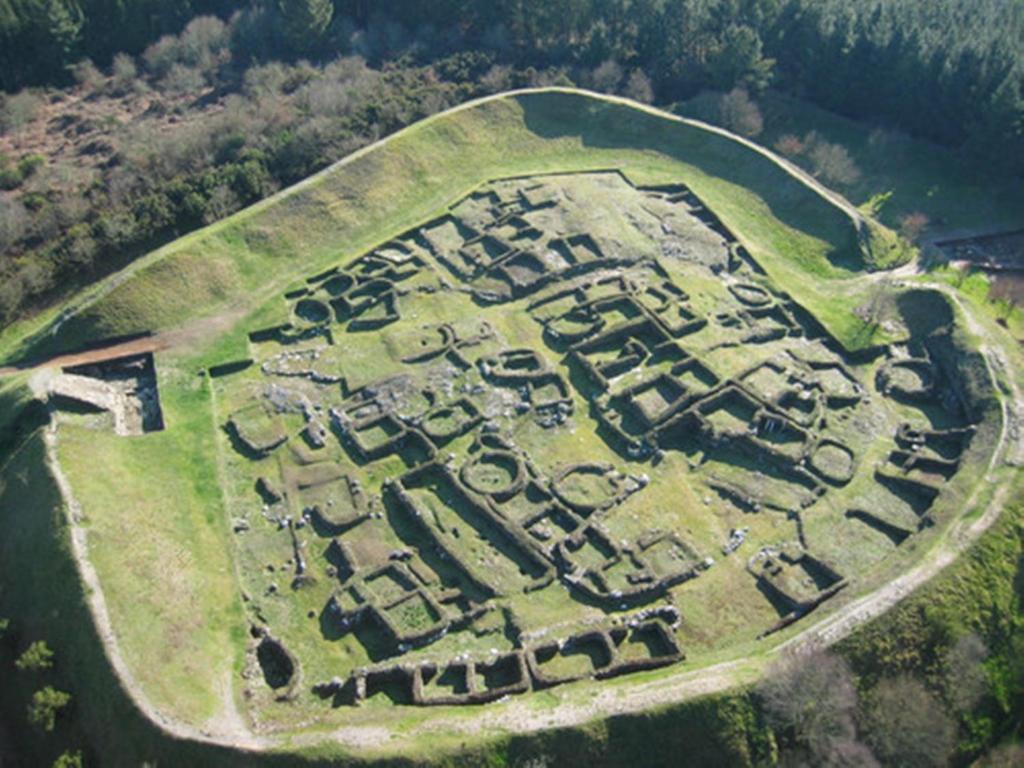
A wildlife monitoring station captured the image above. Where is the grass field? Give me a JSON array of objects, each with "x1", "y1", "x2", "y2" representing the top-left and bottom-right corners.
[{"x1": 0, "y1": 88, "x2": 1019, "y2": 764}]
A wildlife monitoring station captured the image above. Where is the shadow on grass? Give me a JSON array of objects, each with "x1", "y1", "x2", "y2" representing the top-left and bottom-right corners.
[{"x1": 519, "y1": 92, "x2": 864, "y2": 273}]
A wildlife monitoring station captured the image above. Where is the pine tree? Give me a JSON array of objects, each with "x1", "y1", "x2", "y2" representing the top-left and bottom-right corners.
[
  {"x1": 27, "y1": 687, "x2": 71, "y2": 732},
  {"x1": 277, "y1": 0, "x2": 333, "y2": 52}
]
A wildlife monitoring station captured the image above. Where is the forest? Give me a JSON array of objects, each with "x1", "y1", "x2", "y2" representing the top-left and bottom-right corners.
[{"x1": 0, "y1": 0, "x2": 1021, "y2": 328}]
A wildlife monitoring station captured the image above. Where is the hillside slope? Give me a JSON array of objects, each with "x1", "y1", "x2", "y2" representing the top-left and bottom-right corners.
[{"x1": 0, "y1": 88, "x2": 897, "y2": 366}]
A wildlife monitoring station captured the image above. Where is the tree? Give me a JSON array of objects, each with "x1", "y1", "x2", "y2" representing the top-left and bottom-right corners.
[
  {"x1": 861, "y1": 676, "x2": 956, "y2": 768},
  {"x1": 16, "y1": 640, "x2": 55, "y2": 672},
  {"x1": 942, "y1": 633, "x2": 989, "y2": 713},
  {"x1": 774, "y1": 134, "x2": 805, "y2": 157},
  {"x1": 707, "y1": 25, "x2": 774, "y2": 93},
  {"x1": 898, "y1": 212, "x2": 930, "y2": 243},
  {"x1": 588, "y1": 59, "x2": 623, "y2": 93},
  {"x1": 806, "y1": 135, "x2": 861, "y2": 187},
  {"x1": 0, "y1": 618, "x2": 8, "y2": 639},
  {"x1": 623, "y1": 69, "x2": 654, "y2": 103},
  {"x1": 42, "y1": 0, "x2": 84, "y2": 75},
  {"x1": 757, "y1": 649, "x2": 862, "y2": 760},
  {"x1": 27, "y1": 687, "x2": 71, "y2": 732},
  {"x1": 718, "y1": 88, "x2": 763, "y2": 137},
  {"x1": 53, "y1": 751, "x2": 84, "y2": 768},
  {"x1": 278, "y1": 0, "x2": 334, "y2": 52}
]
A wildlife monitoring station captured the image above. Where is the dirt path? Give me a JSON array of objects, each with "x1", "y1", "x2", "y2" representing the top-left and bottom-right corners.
[
  {"x1": 0, "y1": 302, "x2": 253, "y2": 377},
  {"x1": 0, "y1": 335, "x2": 167, "y2": 375}
]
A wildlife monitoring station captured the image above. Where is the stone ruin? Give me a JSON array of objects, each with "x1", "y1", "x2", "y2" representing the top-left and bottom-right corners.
[
  {"x1": 207, "y1": 170, "x2": 984, "y2": 706},
  {"x1": 44, "y1": 352, "x2": 164, "y2": 436}
]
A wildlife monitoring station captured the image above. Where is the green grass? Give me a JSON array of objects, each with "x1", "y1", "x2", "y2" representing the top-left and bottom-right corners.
[{"x1": 56, "y1": 366, "x2": 244, "y2": 727}]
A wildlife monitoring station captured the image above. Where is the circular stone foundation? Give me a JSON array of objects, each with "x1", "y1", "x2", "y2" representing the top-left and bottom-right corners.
[
  {"x1": 552, "y1": 464, "x2": 619, "y2": 513},
  {"x1": 322, "y1": 273, "x2": 355, "y2": 297},
  {"x1": 461, "y1": 451, "x2": 524, "y2": 497},
  {"x1": 886, "y1": 360, "x2": 935, "y2": 395},
  {"x1": 294, "y1": 298, "x2": 331, "y2": 326},
  {"x1": 810, "y1": 439, "x2": 856, "y2": 484},
  {"x1": 728, "y1": 282, "x2": 772, "y2": 307}
]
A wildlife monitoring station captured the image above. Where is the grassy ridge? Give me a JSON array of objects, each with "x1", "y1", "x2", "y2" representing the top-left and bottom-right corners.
[
  {"x1": 0, "y1": 89, "x2": 886, "y2": 364},
  {"x1": 0, "y1": 434, "x2": 252, "y2": 767},
  {"x1": 55, "y1": 367, "x2": 245, "y2": 727}
]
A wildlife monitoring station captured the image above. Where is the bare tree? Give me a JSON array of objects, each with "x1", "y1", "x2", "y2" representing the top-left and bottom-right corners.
[
  {"x1": 0, "y1": 197, "x2": 30, "y2": 251},
  {"x1": 718, "y1": 88, "x2": 763, "y2": 137},
  {"x1": 942, "y1": 633, "x2": 989, "y2": 713},
  {"x1": 899, "y1": 212, "x2": 930, "y2": 243},
  {"x1": 775, "y1": 134, "x2": 806, "y2": 157},
  {"x1": 861, "y1": 676, "x2": 956, "y2": 768},
  {"x1": 110, "y1": 53, "x2": 139, "y2": 95},
  {"x1": 203, "y1": 184, "x2": 241, "y2": 224},
  {"x1": 159, "y1": 64, "x2": 206, "y2": 95},
  {"x1": 822, "y1": 739, "x2": 881, "y2": 767},
  {"x1": 757, "y1": 649, "x2": 861, "y2": 760},
  {"x1": 980, "y1": 742, "x2": 1024, "y2": 767},
  {"x1": 589, "y1": 59, "x2": 623, "y2": 94},
  {"x1": 808, "y1": 138, "x2": 862, "y2": 187},
  {"x1": 479, "y1": 65, "x2": 513, "y2": 94},
  {"x1": 0, "y1": 91, "x2": 43, "y2": 134},
  {"x1": 623, "y1": 69, "x2": 654, "y2": 104}
]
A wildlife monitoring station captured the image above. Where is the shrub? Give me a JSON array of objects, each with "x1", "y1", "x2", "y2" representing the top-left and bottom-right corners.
[
  {"x1": 110, "y1": 53, "x2": 139, "y2": 94},
  {"x1": 0, "y1": 91, "x2": 43, "y2": 134},
  {"x1": 71, "y1": 59, "x2": 104, "y2": 91},
  {"x1": 17, "y1": 154, "x2": 45, "y2": 178},
  {"x1": 27, "y1": 687, "x2": 71, "y2": 732},
  {"x1": 16, "y1": 640, "x2": 55, "y2": 671},
  {"x1": 63, "y1": 222, "x2": 98, "y2": 269},
  {"x1": 0, "y1": 156, "x2": 22, "y2": 190}
]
